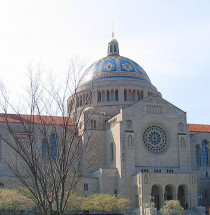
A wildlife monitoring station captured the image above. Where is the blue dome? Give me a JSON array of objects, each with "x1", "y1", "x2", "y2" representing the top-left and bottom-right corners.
[{"x1": 81, "y1": 55, "x2": 151, "y2": 84}]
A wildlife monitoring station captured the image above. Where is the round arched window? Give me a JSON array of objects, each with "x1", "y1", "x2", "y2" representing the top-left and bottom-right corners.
[{"x1": 143, "y1": 125, "x2": 167, "y2": 152}]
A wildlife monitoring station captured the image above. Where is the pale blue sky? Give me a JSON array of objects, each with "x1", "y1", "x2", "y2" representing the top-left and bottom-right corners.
[{"x1": 0, "y1": 0, "x2": 210, "y2": 123}]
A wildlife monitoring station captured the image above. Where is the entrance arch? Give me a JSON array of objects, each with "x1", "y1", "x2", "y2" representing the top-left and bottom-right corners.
[
  {"x1": 177, "y1": 184, "x2": 188, "y2": 209},
  {"x1": 151, "y1": 184, "x2": 163, "y2": 210},
  {"x1": 165, "y1": 184, "x2": 176, "y2": 201}
]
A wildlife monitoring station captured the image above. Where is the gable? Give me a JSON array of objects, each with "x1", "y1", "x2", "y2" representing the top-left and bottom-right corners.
[{"x1": 123, "y1": 94, "x2": 186, "y2": 118}]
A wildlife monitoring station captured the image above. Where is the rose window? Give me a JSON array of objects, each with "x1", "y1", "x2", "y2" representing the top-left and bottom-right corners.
[{"x1": 143, "y1": 125, "x2": 167, "y2": 152}]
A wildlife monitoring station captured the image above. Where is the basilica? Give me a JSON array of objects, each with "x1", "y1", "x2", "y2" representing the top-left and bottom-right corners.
[
  {"x1": 0, "y1": 36, "x2": 210, "y2": 213},
  {"x1": 68, "y1": 36, "x2": 210, "y2": 212}
]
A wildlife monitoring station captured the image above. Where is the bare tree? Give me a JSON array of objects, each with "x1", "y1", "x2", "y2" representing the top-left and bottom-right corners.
[{"x1": 0, "y1": 61, "x2": 100, "y2": 215}]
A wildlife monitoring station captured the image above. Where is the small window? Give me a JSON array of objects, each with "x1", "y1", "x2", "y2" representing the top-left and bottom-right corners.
[
  {"x1": 202, "y1": 140, "x2": 208, "y2": 166},
  {"x1": 110, "y1": 45, "x2": 113, "y2": 52},
  {"x1": 114, "y1": 45, "x2": 116, "y2": 52},
  {"x1": 106, "y1": 91, "x2": 110, "y2": 102},
  {"x1": 93, "y1": 120, "x2": 96, "y2": 129},
  {"x1": 98, "y1": 91, "x2": 101, "y2": 102},
  {"x1": 137, "y1": 90, "x2": 140, "y2": 101},
  {"x1": 90, "y1": 120, "x2": 93, "y2": 129},
  {"x1": 84, "y1": 183, "x2": 88, "y2": 191},
  {"x1": 124, "y1": 90, "x2": 127, "y2": 101},
  {"x1": 141, "y1": 90, "x2": 144, "y2": 99},
  {"x1": 50, "y1": 134, "x2": 57, "y2": 159},
  {"x1": 115, "y1": 90, "x2": 118, "y2": 101},
  {"x1": 196, "y1": 145, "x2": 201, "y2": 167},
  {"x1": 128, "y1": 135, "x2": 133, "y2": 146}
]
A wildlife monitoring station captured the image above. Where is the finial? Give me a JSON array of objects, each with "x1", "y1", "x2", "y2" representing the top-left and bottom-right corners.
[{"x1": 112, "y1": 20, "x2": 114, "y2": 38}]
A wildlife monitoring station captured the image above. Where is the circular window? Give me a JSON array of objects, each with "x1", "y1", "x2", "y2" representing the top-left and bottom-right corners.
[{"x1": 143, "y1": 125, "x2": 167, "y2": 152}]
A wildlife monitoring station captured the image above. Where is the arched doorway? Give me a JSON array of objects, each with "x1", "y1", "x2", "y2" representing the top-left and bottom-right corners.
[
  {"x1": 177, "y1": 184, "x2": 188, "y2": 209},
  {"x1": 151, "y1": 184, "x2": 163, "y2": 210},
  {"x1": 165, "y1": 184, "x2": 175, "y2": 201},
  {"x1": 0, "y1": 182, "x2": 4, "y2": 187}
]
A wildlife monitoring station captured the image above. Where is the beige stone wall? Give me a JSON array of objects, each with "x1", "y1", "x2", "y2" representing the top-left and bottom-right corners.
[{"x1": 136, "y1": 173, "x2": 197, "y2": 209}]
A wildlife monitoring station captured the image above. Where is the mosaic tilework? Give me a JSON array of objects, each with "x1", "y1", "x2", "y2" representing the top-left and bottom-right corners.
[{"x1": 83, "y1": 56, "x2": 151, "y2": 83}]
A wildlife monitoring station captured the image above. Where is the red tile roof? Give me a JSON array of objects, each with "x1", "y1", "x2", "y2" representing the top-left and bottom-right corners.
[
  {"x1": 0, "y1": 113, "x2": 74, "y2": 126},
  {"x1": 188, "y1": 124, "x2": 210, "y2": 133}
]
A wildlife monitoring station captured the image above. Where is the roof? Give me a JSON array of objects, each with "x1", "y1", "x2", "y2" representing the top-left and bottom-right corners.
[
  {"x1": 0, "y1": 113, "x2": 74, "y2": 126},
  {"x1": 80, "y1": 55, "x2": 151, "y2": 85},
  {"x1": 189, "y1": 124, "x2": 210, "y2": 133}
]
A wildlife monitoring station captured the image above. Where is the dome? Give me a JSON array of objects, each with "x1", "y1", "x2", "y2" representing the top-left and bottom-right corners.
[
  {"x1": 79, "y1": 36, "x2": 153, "y2": 88},
  {"x1": 81, "y1": 55, "x2": 151, "y2": 84}
]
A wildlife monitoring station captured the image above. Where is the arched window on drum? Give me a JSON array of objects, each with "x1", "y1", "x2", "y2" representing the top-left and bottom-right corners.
[
  {"x1": 124, "y1": 90, "x2": 127, "y2": 101},
  {"x1": 115, "y1": 90, "x2": 118, "y2": 101},
  {"x1": 106, "y1": 90, "x2": 110, "y2": 102}
]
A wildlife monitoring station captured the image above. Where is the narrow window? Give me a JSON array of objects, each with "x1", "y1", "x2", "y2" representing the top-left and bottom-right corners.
[
  {"x1": 90, "y1": 120, "x2": 93, "y2": 129},
  {"x1": 124, "y1": 90, "x2": 127, "y2": 101},
  {"x1": 202, "y1": 140, "x2": 208, "y2": 166},
  {"x1": 50, "y1": 134, "x2": 57, "y2": 159},
  {"x1": 137, "y1": 90, "x2": 140, "y2": 101},
  {"x1": 115, "y1": 90, "x2": 118, "y2": 101},
  {"x1": 132, "y1": 90, "x2": 136, "y2": 101},
  {"x1": 141, "y1": 90, "x2": 144, "y2": 99},
  {"x1": 110, "y1": 45, "x2": 113, "y2": 52},
  {"x1": 106, "y1": 90, "x2": 110, "y2": 102},
  {"x1": 114, "y1": 45, "x2": 116, "y2": 52},
  {"x1": 128, "y1": 90, "x2": 132, "y2": 101},
  {"x1": 84, "y1": 183, "x2": 88, "y2": 191},
  {"x1": 128, "y1": 135, "x2": 133, "y2": 146},
  {"x1": 196, "y1": 145, "x2": 200, "y2": 166},
  {"x1": 98, "y1": 91, "x2": 101, "y2": 102},
  {"x1": 93, "y1": 120, "x2": 96, "y2": 129}
]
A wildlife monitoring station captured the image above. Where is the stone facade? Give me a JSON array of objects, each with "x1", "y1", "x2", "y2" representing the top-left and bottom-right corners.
[{"x1": 0, "y1": 37, "x2": 210, "y2": 213}]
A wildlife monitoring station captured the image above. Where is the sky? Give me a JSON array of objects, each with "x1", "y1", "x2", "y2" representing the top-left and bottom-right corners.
[{"x1": 0, "y1": 0, "x2": 210, "y2": 124}]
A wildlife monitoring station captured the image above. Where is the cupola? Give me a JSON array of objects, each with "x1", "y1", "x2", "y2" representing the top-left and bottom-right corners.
[{"x1": 107, "y1": 33, "x2": 119, "y2": 56}]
